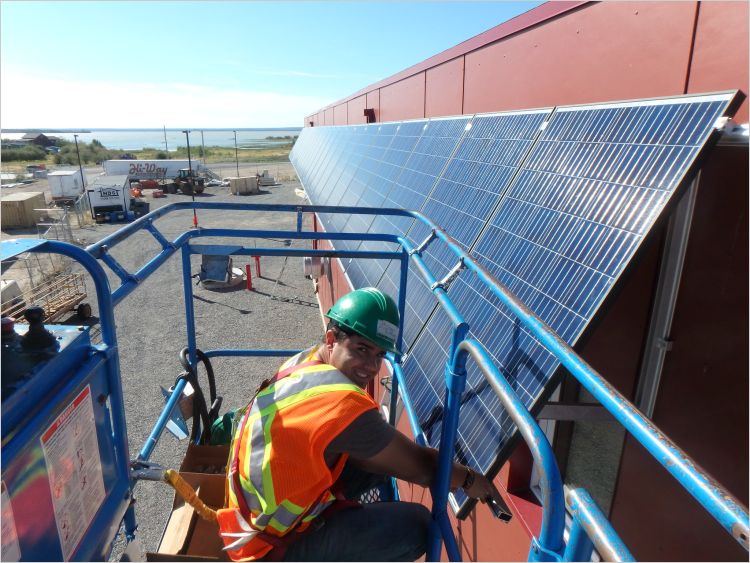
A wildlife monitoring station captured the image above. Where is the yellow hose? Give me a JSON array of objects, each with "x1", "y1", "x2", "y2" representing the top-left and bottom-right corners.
[{"x1": 164, "y1": 468, "x2": 218, "y2": 522}]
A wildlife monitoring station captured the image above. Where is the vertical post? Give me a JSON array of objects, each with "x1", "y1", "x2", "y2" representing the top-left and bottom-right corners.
[
  {"x1": 312, "y1": 214, "x2": 318, "y2": 250},
  {"x1": 563, "y1": 518, "x2": 594, "y2": 562},
  {"x1": 163, "y1": 125, "x2": 169, "y2": 157},
  {"x1": 254, "y1": 255, "x2": 261, "y2": 278},
  {"x1": 181, "y1": 244, "x2": 198, "y2": 369},
  {"x1": 426, "y1": 323, "x2": 468, "y2": 562},
  {"x1": 635, "y1": 175, "x2": 700, "y2": 417},
  {"x1": 389, "y1": 249, "x2": 409, "y2": 426},
  {"x1": 182, "y1": 130, "x2": 198, "y2": 227},
  {"x1": 246, "y1": 264, "x2": 253, "y2": 290},
  {"x1": 73, "y1": 133, "x2": 86, "y2": 188},
  {"x1": 233, "y1": 130, "x2": 240, "y2": 177},
  {"x1": 201, "y1": 130, "x2": 205, "y2": 166}
]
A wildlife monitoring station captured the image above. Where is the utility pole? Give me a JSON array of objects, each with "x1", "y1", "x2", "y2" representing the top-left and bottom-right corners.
[
  {"x1": 200, "y1": 130, "x2": 205, "y2": 166},
  {"x1": 163, "y1": 125, "x2": 169, "y2": 158},
  {"x1": 233, "y1": 130, "x2": 240, "y2": 177},
  {"x1": 182, "y1": 130, "x2": 193, "y2": 176},
  {"x1": 182, "y1": 130, "x2": 198, "y2": 227},
  {"x1": 73, "y1": 134, "x2": 86, "y2": 188}
]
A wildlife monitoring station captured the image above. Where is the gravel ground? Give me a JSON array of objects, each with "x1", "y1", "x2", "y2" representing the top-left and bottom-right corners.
[
  {"x1": 109, "y1": 177, "x2": 325, "y2": 559},
  {"x1": 4, "y1": 166, "x2": 326, "y2": 560}
]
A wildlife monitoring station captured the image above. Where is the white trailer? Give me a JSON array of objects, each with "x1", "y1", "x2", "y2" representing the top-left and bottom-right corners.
[
  {"x1": 87, "y1": 175, "x2": 130, "y2": 218},
  {"x1": 48, "y1": 170, "x2": 84, "y2": 201},
  {"x1": 102, "y1": 159, "x2": 203, "y2": 181}
]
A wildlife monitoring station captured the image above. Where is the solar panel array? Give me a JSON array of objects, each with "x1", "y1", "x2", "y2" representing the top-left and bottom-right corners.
[{"x1": 290, "y1": 92, "x2": 736, "y2": 513}]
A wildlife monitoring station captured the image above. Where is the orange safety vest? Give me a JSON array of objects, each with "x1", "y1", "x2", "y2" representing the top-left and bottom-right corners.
[{"x1": 217, "y1": 348, "x2": 377, "y2": 561}]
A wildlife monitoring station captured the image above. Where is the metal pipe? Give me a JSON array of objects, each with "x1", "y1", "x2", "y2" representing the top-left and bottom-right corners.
[
  {"x1": 456, "y1": 339, "x2": 566, "y2": 561},
  {"x1": 181, "y1": 244, "x2": 199, "y2": 379},
  {"x1": 87, "y1": 201, "x2": 417, "y2": 252},
  {"x1": 565, "y1": 488, "x2": 634, "y2": 562},
  {"x1": 388, "y1": 250, "x2": 410, "y2": 426},
  {"x1": 391, "y1": 362, "x2": 428, "y2": 446},
  {"x1": 563, "y1": 519, "x2": 594, "y2": 562},
  {"x1": 202, "y1": 349, "x2": 303, "y2": 359},
  {"x1": 138, "y1": 377, "x2": 190, "y2": 461},
  {"x1": 427, "y1": 327, "x2": 468, "y2": 562}
]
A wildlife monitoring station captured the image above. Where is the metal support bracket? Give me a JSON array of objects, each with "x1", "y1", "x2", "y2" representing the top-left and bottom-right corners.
[
  {"x1": 409, "y1": 229, "x2": 437, "y2": 256},
  {"x1": 431, "y1": 258, "x2": 465, "y2": 292}
]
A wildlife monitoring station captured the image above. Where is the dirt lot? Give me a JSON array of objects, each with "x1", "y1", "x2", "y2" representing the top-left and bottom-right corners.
[
  {"x1": 2, "y1": 165, "x2": 333, "y2": 559},
  {"x1": 0, "y1": 160, "x2": 298, "y2": 202}
]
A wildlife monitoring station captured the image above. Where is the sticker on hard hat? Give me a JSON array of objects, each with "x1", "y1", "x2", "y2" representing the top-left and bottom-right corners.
[{"x1": 377, "y1": 320, "x2": 398, "y2": 342}]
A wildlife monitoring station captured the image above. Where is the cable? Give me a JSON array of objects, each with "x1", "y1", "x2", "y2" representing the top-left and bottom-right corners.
[{"x1": 178, "y1": 348, "x2": 220, "y2": 444}]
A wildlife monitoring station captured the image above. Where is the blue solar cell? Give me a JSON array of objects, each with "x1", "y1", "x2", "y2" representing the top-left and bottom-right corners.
[
  {"x1": 399, "y1": 93, "x2": 736, "y2": 513},
  {"x1": 289, "y1": 92, "x2": 737, "y2": 515},
  {"x1": 381, "y1": 110, "x2": 552, "y2": 350}
]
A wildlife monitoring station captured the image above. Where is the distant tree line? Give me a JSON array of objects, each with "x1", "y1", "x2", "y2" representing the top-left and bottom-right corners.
[{"x1": 0, "y1": 138, "x2": 119, "y2": 164}]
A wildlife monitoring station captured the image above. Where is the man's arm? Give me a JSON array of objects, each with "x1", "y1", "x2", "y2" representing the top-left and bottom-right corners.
[{"x1": 351, "y1": 429, "x2": 500, "y2": 503}]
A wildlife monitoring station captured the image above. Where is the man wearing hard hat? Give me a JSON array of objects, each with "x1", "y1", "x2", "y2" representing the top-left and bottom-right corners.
[{"x1": 217, "y1": 288, "x2": 499, "y2": 561}]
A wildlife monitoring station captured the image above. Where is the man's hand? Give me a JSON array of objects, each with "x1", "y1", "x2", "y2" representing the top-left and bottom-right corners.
[{"x1": 463, "y1": 470, "x2": 498, "y2": 503}]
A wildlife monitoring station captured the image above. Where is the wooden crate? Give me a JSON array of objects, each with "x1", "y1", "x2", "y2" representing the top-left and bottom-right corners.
[{"x1": 1, "y1": 192, "x2": 47, "y2": 228}]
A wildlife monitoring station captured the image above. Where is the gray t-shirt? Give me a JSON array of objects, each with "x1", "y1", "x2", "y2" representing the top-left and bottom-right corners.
[{"x1": 323, "y1": 408, "x2": 396, "y2": 467}]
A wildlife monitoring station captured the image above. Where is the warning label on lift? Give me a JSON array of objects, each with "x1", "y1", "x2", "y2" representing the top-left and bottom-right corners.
[{"x1": 41, "y1": 385, "x2": 105, "y2": 561}]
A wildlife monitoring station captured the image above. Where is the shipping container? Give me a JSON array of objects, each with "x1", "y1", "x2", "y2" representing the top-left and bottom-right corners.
[
  {"x1": 48, "y1": 170, "x2": 84, "y2": 200},
  {"x1": 103, "y1": 159, "x2": 204, "y2": 180}
]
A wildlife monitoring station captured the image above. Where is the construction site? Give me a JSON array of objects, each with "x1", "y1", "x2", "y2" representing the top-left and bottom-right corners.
[{"x1": 0, "y1": 1, "x2": 748, "y2": 562}]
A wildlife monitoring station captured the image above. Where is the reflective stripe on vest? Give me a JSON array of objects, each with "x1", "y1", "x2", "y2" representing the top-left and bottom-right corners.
[{"x1": 222, "y1": 353, "x2": 376, "y2": 560}]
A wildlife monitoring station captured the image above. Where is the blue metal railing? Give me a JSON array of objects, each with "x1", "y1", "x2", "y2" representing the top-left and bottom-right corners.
[{"x1": 8, "y1": 201, "x2": 744, "y2": 560}]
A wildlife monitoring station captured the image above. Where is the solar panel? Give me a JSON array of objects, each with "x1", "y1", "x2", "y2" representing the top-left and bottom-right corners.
[
  {"x1": 289, "y1": 91, "x2": 738, "y2": 514},
  {"x1": 400, "y1": 93, "x2": 738, "y2": 512},
  {"x1": 380, "y1": 109, "x2": 553, "y2": 349}
]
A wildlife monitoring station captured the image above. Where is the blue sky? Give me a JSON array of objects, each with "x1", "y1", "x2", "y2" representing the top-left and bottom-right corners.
[{"x1": 1, "y1": 1, "x2": 540, "y2": 129}]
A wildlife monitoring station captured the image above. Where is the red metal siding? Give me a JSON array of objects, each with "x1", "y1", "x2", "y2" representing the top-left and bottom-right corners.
[
  {"x1": 306, "y1": 1, "x2": 747, "y2": 127},
  {"x1": 323, "y1": 107, "x2": 334, "y2": 125},
  {"x1": 425, "y1": 58, "x2": 465, "y2": 117},
  {"x1": 366, "y1": 90, "x2": 381, "y2": 122},
  {"x1": 464, "y1": 2, "x2": 697, "y2": 114},
  {"x1": 316, "y1": 1, "x2": 587, "y2": 112},
  {"x1": 687, "y1": 1, "x2": 749, "y2": 122},
  {"x1": 379, "y1": 73, "x2": 426, "y2": 122},
  {"x1": 347, "y1": 94, "x2": 368, "y2": 125},
  {"x1": 333, "y1": 103, "x2": 348, "y2": 126}
]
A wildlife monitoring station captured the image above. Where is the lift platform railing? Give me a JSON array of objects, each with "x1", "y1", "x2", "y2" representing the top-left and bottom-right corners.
[
  {"x1": 7, "y1": 201, "x2": 744, "y2": 560},
  {"x1": 393, "y1": 212, "x2": 749, "y2": 559},
  {"x1": 86, "y1": 202, "x2": 747, "y2": 559}
]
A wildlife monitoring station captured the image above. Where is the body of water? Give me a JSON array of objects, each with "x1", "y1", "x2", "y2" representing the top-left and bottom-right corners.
[{"x1": 1, "y1": 128, "x2": 302, "y2": 151}]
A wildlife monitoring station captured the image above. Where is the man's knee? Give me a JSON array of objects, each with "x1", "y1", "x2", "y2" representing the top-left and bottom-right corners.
[{"x1": 400, "y1": 503, "x2": 431, "y2": 560}]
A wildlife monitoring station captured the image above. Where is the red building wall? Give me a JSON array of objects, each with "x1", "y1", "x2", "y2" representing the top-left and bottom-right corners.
[
  {"x1": 306, "y1": 1, "x2": 748, "y2": 125},
  {"x1": 425, "y1": 59, "x2": 464, "y2": 117},
  {"x1": 379, "y1": 73, "x2": 426, "y2": 122},
  {"x1": 347, "y1": 94, "x2": 368, "y2": 125}
]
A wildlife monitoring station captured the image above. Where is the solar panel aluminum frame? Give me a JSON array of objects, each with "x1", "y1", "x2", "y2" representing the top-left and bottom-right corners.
[{"x1": 450, "y1": 89, "x2": 744, "y2": 518}]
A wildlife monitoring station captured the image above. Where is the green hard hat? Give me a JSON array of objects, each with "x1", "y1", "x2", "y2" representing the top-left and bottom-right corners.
[{"x1": 326, "y1": 287, "x2": 401, "y2": 354}]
